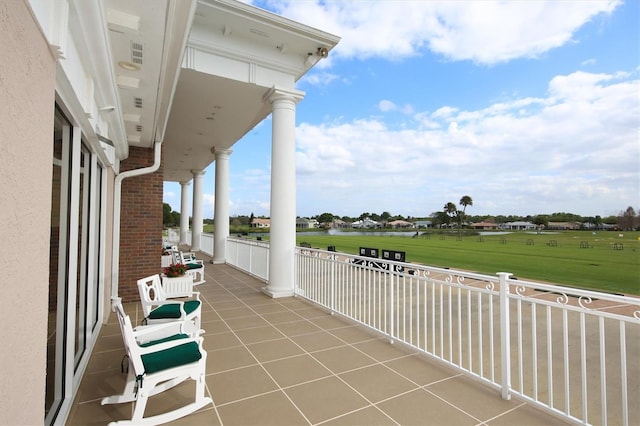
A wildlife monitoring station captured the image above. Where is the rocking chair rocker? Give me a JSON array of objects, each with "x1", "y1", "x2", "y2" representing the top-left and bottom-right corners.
[{"x1": 101, "y1": 303, "x2": 212, "y2": 425}]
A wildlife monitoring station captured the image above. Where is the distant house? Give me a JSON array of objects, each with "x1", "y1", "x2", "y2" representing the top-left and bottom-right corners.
[
  {"x1": 251, "y1": 218, "x2": 271, "y2": 228},
  {"x1": 387, "y1": 220, "x2": 415, "y2": 229},
  {"x1": 500, "y1": 221, "x2": 536, "y2": 230},
  {"x1": 413, "y1": 220, "x2": 433, "y2": 228},
  {"x1": 296, "y1": 217, "x2": 319, "y2": 229},
  {"x1": 471, "y1": 221, "x2": 499, "y2": 230},
  {"x1": 352, "y1": 217, "x2": 380, "y2": 228},
  {"x1": 332, "y1": 219, "x2": 351, "y2": 229},
  {"x1": 547, "y1": 221, "x2": 581, "y2": 230}
]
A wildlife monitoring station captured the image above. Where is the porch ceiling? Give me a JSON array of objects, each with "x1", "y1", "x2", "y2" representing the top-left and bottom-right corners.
[
  {"x1": 162, "y1": 70, "x2": 272, "y2": 182},
  {"x1": 104, "y1": 0, "x2": 340, "y2": 183}
]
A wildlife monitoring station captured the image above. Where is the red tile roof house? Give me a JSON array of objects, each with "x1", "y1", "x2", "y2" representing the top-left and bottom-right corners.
[
  {"x1": 471, "y1": 221, "x2": 499, "y2": 230},
  {"x1": 387, "y1": 219, "x2": 415, "y2": 229},
  {"x1": 251, "y1": 218, "x2": 271, "y2": 228}
]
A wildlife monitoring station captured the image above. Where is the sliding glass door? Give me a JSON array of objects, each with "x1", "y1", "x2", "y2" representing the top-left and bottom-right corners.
[{"x1": 46, "y1": 106, "x2": 104, "y2": 424}]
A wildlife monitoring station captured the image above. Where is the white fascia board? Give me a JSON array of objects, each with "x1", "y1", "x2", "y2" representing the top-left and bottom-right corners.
[
  {"x1": 153, "y1": 0, "x2": 198, "y2": 144},
  {"x1": 183, "y1": 40, "x2": 298, "y2": 87},
  {"x1": 70, "y1": 0, "x2": 128, "y2": 160},
  {"x1": 194, "y1": 0, "x2": 340, "y2": 81},
  {"x1": 54, "y1": 63, "x2": 113, "y2": 168}
]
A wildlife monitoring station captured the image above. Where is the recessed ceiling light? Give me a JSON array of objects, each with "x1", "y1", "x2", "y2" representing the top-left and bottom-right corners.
[
  {"x1": 206, "y1": 116, "x2": 214, "y2": 120},
  {"x1": 118, "y1": 61, "x2": 140, "y2": 71}
]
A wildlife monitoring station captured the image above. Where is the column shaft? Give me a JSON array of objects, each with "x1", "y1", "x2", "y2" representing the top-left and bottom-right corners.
[
  {"x1": 191, "y1": 170, "x2": 205, "y2": 251},
  {"x1": 263, "y1": 89, "x2": 303, "y2": 298},
  {"x1": 179, "y1": 181, "x2": 190, "y2": 245},
  {"x1": 213, "y1": 149, "x2": 232, "y2": 264}
]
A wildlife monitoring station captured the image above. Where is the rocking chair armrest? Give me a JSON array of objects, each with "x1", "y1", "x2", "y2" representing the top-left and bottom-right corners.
[
  {"x1": 148, "y1": 300, "x2": 185, "y2": 307},
  {"x1": 133, "y1": 320, "x2": 190, "y2": 339},
  {"x1": 136, "y1": 335, "x2": 203, "y2": 355}
]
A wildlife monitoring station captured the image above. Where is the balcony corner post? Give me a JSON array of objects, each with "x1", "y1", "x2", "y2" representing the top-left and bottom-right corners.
[
  {"x1": 498, "y1": 272, "x2": 512, "y2": 400},
  {"x1": 330, "y1": 257, "x2": 336, "y2": 314},
  {"x1": 388, "y1": 273, "x2": 395, "y2": 344}
]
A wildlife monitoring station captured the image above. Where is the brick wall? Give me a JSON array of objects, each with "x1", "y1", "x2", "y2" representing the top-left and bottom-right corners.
[{"x1": 119, "y1": 146, "x2": 164, "y2": 302}]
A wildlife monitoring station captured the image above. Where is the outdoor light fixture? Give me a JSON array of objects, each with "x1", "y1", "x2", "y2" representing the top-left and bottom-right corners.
[
  {"x1": 118, "y1": 60, "x2": 140, "y2": 71},
  {"x1": 317, "y1": 47, "x2": 328, "y2": 57}
]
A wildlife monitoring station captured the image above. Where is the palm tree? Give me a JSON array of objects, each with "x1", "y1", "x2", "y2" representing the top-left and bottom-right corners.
[
  {"x1": 459, "y1": 195, "x2": 473, "y2": 216},
  {"x1": 444, "y1": 202, "x2": 457, "y2": 228},
  {"x1": 458, "y1": 195, "x2": 473, "y2": 237}
]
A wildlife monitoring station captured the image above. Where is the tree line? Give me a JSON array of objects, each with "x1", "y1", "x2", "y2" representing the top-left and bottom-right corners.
[{"x1": 164, "y1": 202, "x2": 640, "y2": 231}]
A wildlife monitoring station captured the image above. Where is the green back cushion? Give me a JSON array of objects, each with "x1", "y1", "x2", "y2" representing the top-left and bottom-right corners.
[
  {"x1": 141, "y1": 341, "x2": 202, "y2": 374},
  {"x1": 148, "y1": 300, "x2": 200, "y2": 319}
]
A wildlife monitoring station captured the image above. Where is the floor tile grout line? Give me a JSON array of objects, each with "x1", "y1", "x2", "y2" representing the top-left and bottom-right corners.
[
  {"x1": 201, "y1": 278, "x2": 391, "y2": 424},
  {"x1": 202, "y1": 380, "x2": 225, "y2": 425},
  {"x1": 421, "y1": 382, "x2": 485, "y2": 424},
  {"x1": 198, "y1": 277, "x2": 316, "y2": 425},
  {"x1": 200, "y1": 266, "x2": 521, "y2": 426},
  {"x1": 314, "y1": 403, "x2": 401, "y2": 426},
  {"x1": 479, "y1": 401, "x2": 529, "y2": 425}
]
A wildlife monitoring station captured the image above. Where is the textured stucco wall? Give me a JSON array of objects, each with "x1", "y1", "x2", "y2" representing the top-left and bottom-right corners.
[{"x1": 0, "y1": 1, "x2": 56, "y2": 424}]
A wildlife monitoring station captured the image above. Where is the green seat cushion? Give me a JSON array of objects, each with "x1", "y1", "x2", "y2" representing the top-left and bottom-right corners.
[
  {"x1": 186, "y1": 263, "x2": 203, "y2": 270},
  {"x1": 148, "y1": 300, "x2": 200, "y2": 319},
  {"x1": 141, "y1": 341, "x2": 202, "y2": 374},
  {"x1": 139, "y1": 333, "x2": 189, "y2": 348}
]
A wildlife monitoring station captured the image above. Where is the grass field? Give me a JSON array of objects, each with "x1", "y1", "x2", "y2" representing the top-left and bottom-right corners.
[{"x1": 294, "y1": 230, "x2": 640, "y2": 296}]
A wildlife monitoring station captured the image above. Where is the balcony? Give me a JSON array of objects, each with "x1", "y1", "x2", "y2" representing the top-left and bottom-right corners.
[{"x1": 67, "y1": 260, "x2": 571, "y2": 425}]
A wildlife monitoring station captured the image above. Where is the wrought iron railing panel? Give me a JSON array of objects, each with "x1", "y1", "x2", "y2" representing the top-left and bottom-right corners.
[{"x1": 294, "y1": 247, "x2": 640, "y2": 426}]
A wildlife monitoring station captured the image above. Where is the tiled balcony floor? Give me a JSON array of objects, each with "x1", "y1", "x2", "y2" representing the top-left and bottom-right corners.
[{"x1": 67, "y1": 262, "x2": 569, "y2": 425}]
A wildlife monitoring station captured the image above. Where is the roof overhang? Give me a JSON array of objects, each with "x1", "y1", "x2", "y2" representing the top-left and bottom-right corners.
[{"x1": 104, "y1": 0, "x2": 340, "y2": 182}]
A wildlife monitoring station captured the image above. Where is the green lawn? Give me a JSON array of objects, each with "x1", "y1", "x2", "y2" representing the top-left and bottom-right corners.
[{"x1": 295, "y1": 230, "x2": 640, "y2": 296}]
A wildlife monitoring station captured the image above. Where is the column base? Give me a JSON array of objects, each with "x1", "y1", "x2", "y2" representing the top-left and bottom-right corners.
[
  {"x1": 212, "y1": 258, "x2": 225, "y2": 264},
  {"x1": 261, "y1": 286, "x2": 295, "y2": 299}
]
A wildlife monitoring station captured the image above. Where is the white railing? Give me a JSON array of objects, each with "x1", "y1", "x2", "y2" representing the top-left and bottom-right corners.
[
  {"x1": 166, "y1": 230, "x2": 214, "y2": 257},
  {"x1": 200, "y1": 233, "x2": 214, "y2": 257},
  {"x1": 295, "y1": 247, "x2": 640, "y2": 426},
  {"x1": 226, "y1": 237, "x2": 270, "y2": 282}
]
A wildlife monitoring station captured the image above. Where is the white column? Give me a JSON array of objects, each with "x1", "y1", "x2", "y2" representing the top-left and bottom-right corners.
[
  {"x1": 191, "y1": 169, "x2": 205, "y2": 252},
  {"x1": 262, "y1": 88, "x2": 304, "y2": 298},
  {"x1": 179, "y1": 181, "x2": 190, "y2": 245},
  {"x1": 213, "y1": 149, "x2": 232, "y2": 264}
]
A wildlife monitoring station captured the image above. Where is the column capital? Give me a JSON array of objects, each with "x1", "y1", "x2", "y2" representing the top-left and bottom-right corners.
[
  {"x1": 191, "y1": 169, "x2": 206, "y2": 177},
  {"x1": 211, "y1": 148, "x2": 233, "y2": 159},
  {"x1": 180, "y1": 180, "x2": 191, "y2": 187},
  {"x1": 263, "y1": 86, "x2": 305, "y2": 105}
]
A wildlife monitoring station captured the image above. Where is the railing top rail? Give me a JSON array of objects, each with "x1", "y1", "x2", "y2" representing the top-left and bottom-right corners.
[
  {"x1": 227, "y1": 236, "x2": 270, "y2": 248},
  {"x1": 296, "y1": 246, "x2": 640, "y2": 320},
  {"x1": 505, "y1": 275, "x2": 640, "y2": 304}
]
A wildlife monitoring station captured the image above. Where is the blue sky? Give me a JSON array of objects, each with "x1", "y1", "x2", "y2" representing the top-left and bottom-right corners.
[{"x1": 164, "y1": 0, "x2": 639, "y2": 220}]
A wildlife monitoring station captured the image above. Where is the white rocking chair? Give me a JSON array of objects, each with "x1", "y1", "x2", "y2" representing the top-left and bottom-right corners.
[
  {"x1": 137, "y1": 274, "x2": 202, "y2": 333},
  {"x1": 102, "y1": 303, "x2": 212, "y2": 425},
  {"x1": 171, "y1": 250, "x2": 206, "y2": 285}
]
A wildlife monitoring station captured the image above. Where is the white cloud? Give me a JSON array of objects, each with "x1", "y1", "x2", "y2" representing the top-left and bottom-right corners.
[
  {"x1": 255, "y1": 0, "x2": 621, "y2": 65},
  {"x1": 301, "y1": 72, "x2": 340, "y2": 87},
  {"x1": 294, "y1": 70, "x2": 639, "y2": 216},
  {"x1": 378, "y1": 100, "x2": 396, "y2": 112}
]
